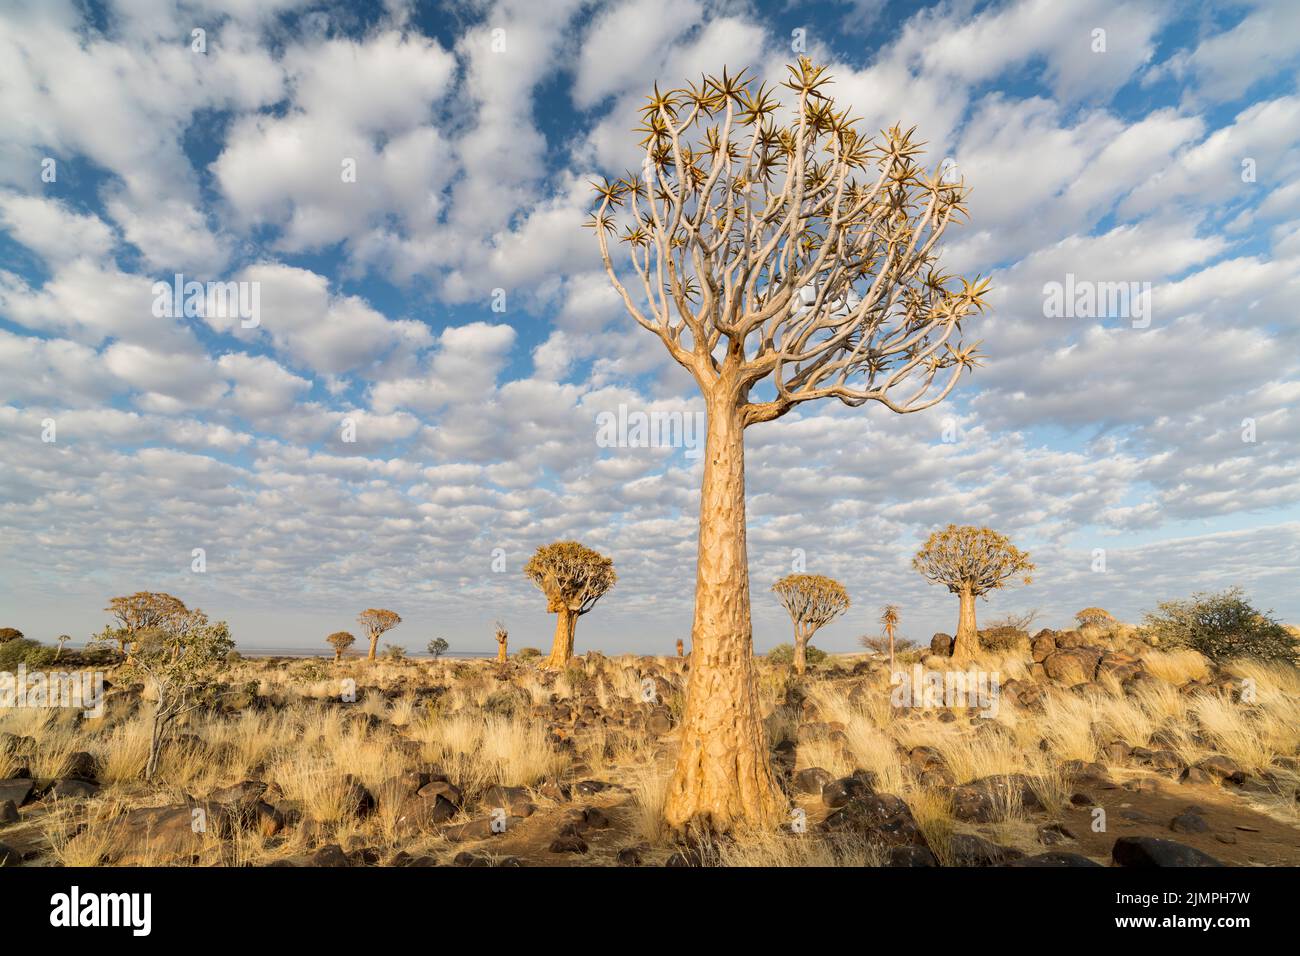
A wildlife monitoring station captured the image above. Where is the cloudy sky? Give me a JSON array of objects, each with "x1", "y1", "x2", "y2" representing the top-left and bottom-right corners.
[{"x1": 1, "y1": 0, "x2": 1297, "y2": 656}]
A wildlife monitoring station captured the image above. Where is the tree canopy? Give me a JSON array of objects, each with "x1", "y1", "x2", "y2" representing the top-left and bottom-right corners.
[
  {"x1": 912, "y1": 525, "x2": 1033, "y2": 597},
  {"x1": 524, "y1": 541, "x2": 617, "y2": 615}
]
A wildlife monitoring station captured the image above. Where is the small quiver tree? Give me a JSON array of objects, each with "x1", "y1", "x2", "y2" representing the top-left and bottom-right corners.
[
  {"x1": 771, "y1": 574, "x2": 850, "y2": 675},
  {"x1": 495, "y1": 622, "x2": 509, "y2": 663},
  {"x1": 357, "y1": 609, "x2": 401, "y2": 662},
  {"x1": 327, "y1": 631, "x2": 355, "y2": 662},
  {"x1": 912, "y1": 525, "x2": 1033, "y2": 659},
  {"x1": 523, "y1": 541, "x2": 616, "y2": 669}
]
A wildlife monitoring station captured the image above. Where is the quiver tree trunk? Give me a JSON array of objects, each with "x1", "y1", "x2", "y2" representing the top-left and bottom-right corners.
[
  {"x1": 497, "y1": 637, "x2": 508, "y2": 663},
  {"x1": 367, "y1": 634, "x2": 379, "y2": 661},
  {"x1": 664, "y1": 396, "x2": 785, "y2": 831},
  {"x1": 792, "y1": 624, "x2": 809, "y2": 676},
  {"x1": 544, "y1": 607, "x2": 577, "y2": 669},
  {"x1": 952, "y1": 586, "x2": 979, "y2": 659}
]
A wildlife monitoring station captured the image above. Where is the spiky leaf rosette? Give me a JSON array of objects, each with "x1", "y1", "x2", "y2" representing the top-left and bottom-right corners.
[
  {"x1": 912, "y1": 524, "x2": 1033, "y2": 597},
  {"x1": 771, "y1": 573, "x2": 850, "y2": 631},
  {"x1": 524, "y1": 541, "x2": 617, "y2": 615},
  {"x1": 591, "y1": 57, "x2": 989, "y2": 423}
]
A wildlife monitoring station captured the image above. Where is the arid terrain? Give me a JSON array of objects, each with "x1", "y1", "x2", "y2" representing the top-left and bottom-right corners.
[{"x1": 2, "y1": 619, "x2": 1297, "y2": 868}]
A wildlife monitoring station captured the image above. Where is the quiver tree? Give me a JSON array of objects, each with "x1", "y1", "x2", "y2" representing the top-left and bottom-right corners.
[
  {"x1": 327, "y1": 631, "x2": 355, "y2": 662},
  {"x1": 590, "y1": 59, "x2": 988, "y2": 830},
  {"x1": 523, "y1": 541, "x2": 616, "y2": 669},
  {"x1": 495, "y1": 621, "x2": 509, "y2": 663},
  {"x1": 880, "y1": 604, "x2": 901, "y2": 669},
  {"x1": 104, "y1": 591, "x2": 188, "y2": 659},
  {"x1": 913, "y1": 525, "x2": 1033, "y2": 659},
  {"x1": 357, "y1": 608, "x2": 401, "y2": 661},
  {"x1": 771, "y1": 574, "x2": 850, "y2": 675},
  {"x1": 676, "y1": 638, "x2": 685, "y2": 657}
]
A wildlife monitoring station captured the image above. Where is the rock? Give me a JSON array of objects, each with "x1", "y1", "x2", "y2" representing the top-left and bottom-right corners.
[
  {"x1": 394, "y1": 792, "x2": 458, "y2": 832},
  {"x1": 1037, "y1": 822, "x2": 1075, "y2": 845},
  {"x1": 575, "y1": 779, "x2": 610, "y2": 796},
  {"x1": 582, "y1": 806, "x2": 612, "y2": 830},
  {"x1": 1005, "y1": 852, "x2": 1102, "y2": 867},
  {"x1": 115, "y1": 803, "x2": 233, "y2": 863},
  {"x1": 0, "y1": 800, "x2": 17, "y2": 825},
  {"x1": 617, "y1": 845, "x2": 646, "y2": 866},
  {"x1": 208, "y1": 779, "x2": 268, "y2": 808},
  {"x1": 0, "y1": 841, "x2": 19, "y2": 866},
  {"x1": 1169, "y1": 810, "x2": 1210, "y2": 834},
  {"x1": 1042, "y1": 647, "x2": 1103, "y2": 685},
  {"x1": 443, "y1": 816, "x2": 513, "y2": 842},
  {"x1": 822, "y1": 775, "x2": 873, "y2": 808},
  {"x1": 887, "y1": 845, "x2": 938, "y2": 867},
  {"x1": 452, "y1": 851, "x2": 493, "y2": 867},
  {"x1": 950, "y1": 775, "x2": 1043, "y2": 822},
  {"x1": 0, "y1": 779, "x2": 35, "y2": 807},
  {"x1": 549, "y1": 832, "x2": 589, "y2": 854},
  {"x1": 794, "y1": 767, "x2": 833, "y2": 795},
  {"x1": 48, "y1": 778, "x2": 100, "y2": 800},
  {"x1": 1196, "y1": 755, "x2": 1246, "y2": 784},
  {"x1": 308, "y1": 843, "x2": 351, "y2": 867},
  {"x1": 1179, "y1": 767, "x2": 1212, "y2": 785},
  {"x1": 1030, "y1": 634, "x2": 1056, "y2": 662},
  {"x1": 416, "y1": 779, "x2": 463, "y2": 807},
  {"x1": 1103, "y1": 740, "x2": 1131, "y2": 763},
  {"x1": 62, "y1": 751, "x2": 99, "y2": 782},
  {"x1": 820, "y1": 793, "x2": 928, "y2": 848},
  {"x1": 1112, "y1": 836, "x2": 1224, "y2": 867},
  {"x1": 949, "y1": 833, "x2": 1024, "y2": 866},
  {"x1": 930, "y1": 633, "x2": 954, "y2": 656},
  {"x1": 482, "y1": 784, "x2": 534, "y2": 817}
]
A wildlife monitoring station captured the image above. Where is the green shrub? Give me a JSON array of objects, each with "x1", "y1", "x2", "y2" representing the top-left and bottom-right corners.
[
  {"x1": 1139, "y1": 588, "x2": 1298, "y2": 665},
  {"x1": 516, "y1": 647, "x2": 542, "y2": 660},
  {"x1": 766, "y1": 643, "x2": 829, "y2": 667},
  {"x1": 0, "y1": 638, "x2": 58, "y2": 669}
]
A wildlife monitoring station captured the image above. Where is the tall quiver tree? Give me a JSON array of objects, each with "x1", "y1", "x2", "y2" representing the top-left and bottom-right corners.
[
  {"x1": 771, "y1": 574, "x2": 850, "y2": 675},
  {"x1": 913, "y1": 525, "x2": 1033, "y2": 659},
  {"x1": 357, "y1": 609, "x2": 401, "y2": 661},
  {"x1": 590, "y1": 59, "x2": 988, "y2": 830},
  {"x1": 523, "y1": 541, "x2": 616, "y2": 669}
]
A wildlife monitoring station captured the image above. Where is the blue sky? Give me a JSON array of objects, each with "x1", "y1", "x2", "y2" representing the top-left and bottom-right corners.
[{"x1": 1, "y1": 0, "x2": 1297, "y2": 655}]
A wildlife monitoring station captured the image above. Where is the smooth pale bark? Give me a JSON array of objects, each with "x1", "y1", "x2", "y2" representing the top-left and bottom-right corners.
[
  {"x1": 497, "y1": 638, "x2": 508, "y2": 663},
  {"x1": 792, "y1": 623, "x2": 808, "y2": 676},
  {"x1": 544, "y1": 607, "x2": 577, "y2": 669},
  {"x1": 333, "y1": 649, "x2": 342, "y2": 663},
  {"x1": 664, "y1": 396, "x2": 785, "y2": 831},
  {"x1": 951, "y1": 586, "x2": 979, "y2": 659},
  {"x1": 367, "y1": 634, "x2": 379, "y2": 661}
]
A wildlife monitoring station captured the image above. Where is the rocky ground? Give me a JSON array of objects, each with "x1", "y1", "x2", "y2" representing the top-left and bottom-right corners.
[{"x1": 1, "y1": 624, "x2": 1297, "y2": 867}]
